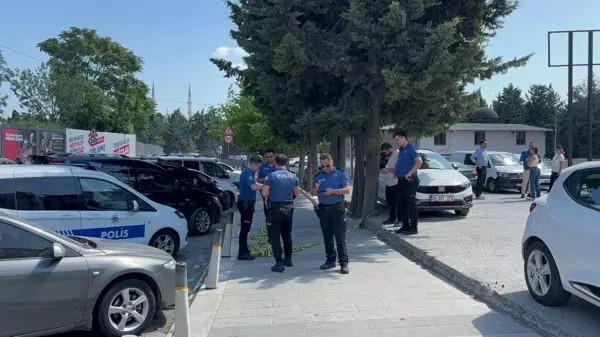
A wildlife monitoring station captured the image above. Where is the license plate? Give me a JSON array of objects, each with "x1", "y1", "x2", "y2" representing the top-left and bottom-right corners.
[
  {"x1": 429, "y1": 195, "x2": 455, "y2": 202},
  {"x1": 541, "y1": 179, "x2": 549, "y2": 184}
]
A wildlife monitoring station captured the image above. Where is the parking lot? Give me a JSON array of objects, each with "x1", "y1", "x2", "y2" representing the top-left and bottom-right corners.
[{"x1": 369, "y1": 190, "x2": 600, "y2": 337}]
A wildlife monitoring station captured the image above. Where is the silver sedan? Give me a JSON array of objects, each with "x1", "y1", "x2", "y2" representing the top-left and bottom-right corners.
[{"x1": 0, "y1": 212, "x2": 176, "y2": 337}]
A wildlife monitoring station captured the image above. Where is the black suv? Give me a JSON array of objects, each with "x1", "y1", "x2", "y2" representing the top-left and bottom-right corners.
[{"x1": 32, "y1": 154, "x2": 222, "y2": 235}]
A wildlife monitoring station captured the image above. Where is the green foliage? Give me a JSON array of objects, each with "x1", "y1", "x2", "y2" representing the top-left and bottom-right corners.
[
  {"x1": 162, "y1": 108, "x2": 197, "y2": 153},
  {"x1": 0, "y1": 50, "x2": 10, "y2": 115},
  {"x1": 492, "y1": 83, "x2": 526, "y2": 124},
  {"x1": 10, "y1": 63, "x2": 60, "y2": 122}
]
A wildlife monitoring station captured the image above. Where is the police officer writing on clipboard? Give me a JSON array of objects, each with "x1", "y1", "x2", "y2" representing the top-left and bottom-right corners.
[
  {"x1": 311, "y1": 154, "x2": 351, "y2": 274},
  {"x1": 257, "y1": 149, "x2": 277, "y2": 225},
  {"x1": 261, "y1": 154, "x2": 300, "y2": 273},
  {"x1": 237, "y1": 155, "x2": 264, "y2": 261}
]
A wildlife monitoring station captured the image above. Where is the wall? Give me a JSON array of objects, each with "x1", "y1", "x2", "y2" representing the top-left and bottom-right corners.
[
  {"x1": 418, "y1": 130, "x2": 547, "y2": 155},
  {"x1": 66, "y1": 128, "x2": 136, "y2": 156},
  {"x1": 136, "y1": 141, "x2": 164, "y2": 156}
]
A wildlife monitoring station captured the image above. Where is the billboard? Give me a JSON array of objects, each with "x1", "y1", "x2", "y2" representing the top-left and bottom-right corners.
[
  {"x1": 38, "y1": 130, "x2": 66, "y2": 155},
  {"x1": 66, "y1": 128, "x2": 136, "y2": 156},
  {"x1": 1, "y1": 127, "x2": 37, "y2": 163}
]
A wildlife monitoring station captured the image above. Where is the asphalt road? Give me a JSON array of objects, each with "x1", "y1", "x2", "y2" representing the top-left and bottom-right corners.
[{"x1": 370, "y1": 189, "x2": 600, "y2": 337}]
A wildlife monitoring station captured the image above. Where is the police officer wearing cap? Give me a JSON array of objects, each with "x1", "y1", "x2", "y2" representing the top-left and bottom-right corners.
[
  {"x1": 237, "y1": 155, "x2": 264, "y2": 260},
  {"x1": 257, "y1": 149, "x2": 277, "y2": 225},
  {"x1": 261, "y1": 154, "x2": 300, "y2": 273},
  {"x1": 311, "y1": 153, "x2": 351, "y2": 274}
]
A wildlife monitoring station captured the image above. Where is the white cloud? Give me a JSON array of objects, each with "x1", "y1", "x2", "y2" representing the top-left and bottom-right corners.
[
  {"x1": 233, "y1": 62, "x2": 248, "y2": 70},
  {"x1": 212, "y1": 46, "x2": 248, "y2": 57}
]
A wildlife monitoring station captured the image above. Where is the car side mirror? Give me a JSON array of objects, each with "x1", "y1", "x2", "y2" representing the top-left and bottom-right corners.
[
  {"x1": 127, "y1": 200, "x2": 139, "y2": 212},
  {"x1": 52, "y1": 243, "x2": 66, "y2": 259},
  {"x1": 452, "y1": 163, "x2": 459, "y2": 170}
]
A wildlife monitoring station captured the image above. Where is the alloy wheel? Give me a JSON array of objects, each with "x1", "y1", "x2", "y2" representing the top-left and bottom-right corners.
[
  {"x1": 527, "y1": 250, "x2": 552, "y2": 296},
  {"x1": 195, "y1": 210, "x2": 211, "y2": 232},
  {"x1": 107, "y1": 287, "x2": 150, "y2": 332},
  {"x1": 152, "y1": 234, "x2": 175, "y2": 254}
]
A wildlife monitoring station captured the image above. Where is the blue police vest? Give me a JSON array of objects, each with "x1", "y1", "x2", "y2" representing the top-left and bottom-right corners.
[
  {"x1": 239, "y1": 167, "x2": 257, "y2": 200},
  {"x1": 265, "y1": 168, "x2": 298, "y2": 202},
  {"x1": 395, "y1": 143, "x2": 419, "y2": 178},
  {"x1": 314, "y1": 168, "x2": 349, "y2": 205}
]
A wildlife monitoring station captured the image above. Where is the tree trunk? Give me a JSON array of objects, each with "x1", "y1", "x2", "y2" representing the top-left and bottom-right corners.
[
  {"x1": 298, "y1": 142, "x2": 306, "y2": 189},
  {"x1": 330, "y1": 135, "x2": 339, "y2": 165},
  {"x1": 306, "y1": 131, "x2": 318, "y2": 190},
  {"x1": 338, "y1": 135, "x2": 346, "y2": 171},
  {"x1": 361, "y1": 105, "x2": 381, "y2": 216},
  {"x1": 350, "y1": 131, "x2": 365, "y2": 216}
]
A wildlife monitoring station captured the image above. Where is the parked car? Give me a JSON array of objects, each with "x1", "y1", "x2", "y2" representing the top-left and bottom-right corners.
[
  {"x1": 33, "y1": 154, "x2": 222, "y2": 236},
  {"x1": 445, "y1": 151, "x2": 523, "y2": 193},
  {"x1": 152, "y1": 160, "x2": 232, "y2": 210},
  {"x1": 522, "y1": 161, "x2": 600, "y2": 308},
  {"x1": 377, "y1": 150, "x2": 473, "y2": 216},
  {"x1": 0, "y1": 165, "x2": 188, "y2": 255},
  {"x1": 0, "y1": 211, "x2": 176, "y2": 337},
  {"x1": 189, "y1": 169, "x2": 239, "y2": 208},
  {"x1": 0, "y1": 158, "x2": 16, "y2": 165},
  {"x1": 450, "y1": 161, "x2": 477, "y2": 184},
  {"x1": 515, "y1": 154, "x2": 551, "y2": 190}
]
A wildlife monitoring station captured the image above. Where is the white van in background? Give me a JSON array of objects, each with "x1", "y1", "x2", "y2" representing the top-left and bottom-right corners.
[
  {"x1": 446, "y1": 151, "x2": 524, "y2": 193},
  {"x1": 0, "y1": 165, "x2": 188, "y2": 255}
]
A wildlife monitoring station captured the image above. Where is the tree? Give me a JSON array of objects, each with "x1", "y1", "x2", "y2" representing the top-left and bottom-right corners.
[
  {"x1": 524, "y1": 84, "x2": 563, "y2": 156},
  {"x1": 0, "y1": 50, "x2": 10, "y2": 115},
  {"x1": 190, "y1": 107, "x2": 223, "y2": 156},
  {"x1": 9, "y1": 63, "x2": 61, "y2": 122},
  {"x1": 162, "y1": 108, "x2": 196, "y2": 153},
  {"x1": 492, "y1": 83, "x2": 526, "y2": 124}
]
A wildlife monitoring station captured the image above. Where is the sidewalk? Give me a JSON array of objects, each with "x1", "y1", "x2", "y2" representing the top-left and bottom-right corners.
[{"x1": 187, "y1": 194, "x2": 540, "y2": 337}]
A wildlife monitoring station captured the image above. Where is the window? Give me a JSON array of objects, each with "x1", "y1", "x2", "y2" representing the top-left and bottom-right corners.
[
  {"x1": 434, "y1": 132, "x2": 447, "y2": 146},
  {"x1": 99, "y1": 162, "x2": 136, "y2": 187},
  {"x1": 79, "y1": 178, "x2": 137, "y2": 211},
  {"x1": 474, "y1": 131, "x2": 486, "y2": 145},
  {"x1": 516, "y1": 132, "x2": 526, "y2": 145},
  {"x1": 420, "y1": 153, "x2": 453, "y2": 170},
  {"x1": 202, "y1": 162, "x2": 226, "y2": 178},
  {"x1": 15, "y1": 177, "x2": 78, "y2": 211},
  {"x1": 0, "y1": 178, "x2": 15, "y2": 210},
  {"x1": 464, "y1": 154, "x2": 474, "y2": 166},
  {"x1": 183, "y1": 161, "x2": 200, "y2": 171},
  {"x1": 136, "y1": 168, "x2": 175, "y2": 193},
  {"x1": 565, "y1": 169, "x2": 600, "y2": 211},
  {"x1": 0, "y1": 222, "x2": 53, "y2": 260}
]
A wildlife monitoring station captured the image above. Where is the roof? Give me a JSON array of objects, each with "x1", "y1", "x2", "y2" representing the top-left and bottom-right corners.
[
  {"x1": 0, "y1": 164, "x2": 102, "y2": 178},
  {"x1": 446, "y1": 150, "x2": 515, "y2": 155},
  {"x1": 448, "y1": 123, "x2": 552, "y2": 132}
]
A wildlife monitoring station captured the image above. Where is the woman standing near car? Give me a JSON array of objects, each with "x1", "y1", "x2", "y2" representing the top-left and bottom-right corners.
[{"x1": 527, "y1": 147, "x2": 541, "y2": 200}]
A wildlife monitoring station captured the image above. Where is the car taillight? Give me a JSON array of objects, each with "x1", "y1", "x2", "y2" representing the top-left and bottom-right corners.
[
  {"x1": 529, "y1": 202, "x2": 537, "y2": 213},
  {"x1": 472, "y1": 170, "x2": 477, "y2": 177},
  {"x1": 49, "y1": 159, "x2": 62, "y2": 164}
]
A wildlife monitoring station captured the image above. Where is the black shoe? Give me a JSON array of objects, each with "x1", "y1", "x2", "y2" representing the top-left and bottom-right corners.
[
  {"x1": 238, "y1": 254, "x2": 256, "y2": 261},
  {"x1": 393, "y1": 220, "x2": 403, "y2": 227},
  {"x1": 320, "y1": 261, "x2": 336, "y2": 270},
  {"x1": 340, "y1": 264, "x2": 350, "y2": 274},
  {"x1": 382, "y1": 218, "x2": 396, "y2": 225},
  {"x1": 284, "y1": 258, "x2": 293, "y2": 267},
  {"x1": 520, "y1": 194, "x2": 525, "y2": 198},
  {"x1": 271, "y1": 263, "x2": 285, "y2": 273},
  {"x1": 395, "y1": 226, "x2": 410, "y2": 234},
  {"x1": 403, "y1": 228, "x2": 419, "y2": 235}
]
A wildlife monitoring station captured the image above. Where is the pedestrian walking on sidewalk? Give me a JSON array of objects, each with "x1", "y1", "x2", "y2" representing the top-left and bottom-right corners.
[
  {"x1": 257, "y1": 149, "x2": 277, "y2": 227},
  {"x1": 470, "y1": 140, "x2": 489, "y2": 200},
  {"x1": 237, "y1": 155, "x2": 264, "y2": 261},
  {"x1": 527, "y1": 147, "x2": 541, "y2": 200},
  {"x1": 261, "y1": 154, "x2": 300, "y2": 273},
  {"x1": 548, "y1": 145, "x2": 565, "y2": 192},
  {"x1": 312, "y1": 153, "x2": 352, "y2": 274},
  {"x1": 392, "y1": 131, "x2": 423, "y2": 235},
  {"x1": 520, "y1": 142, "x2": 535, "y2": 198},
  {"x1": 379, "y1": 143, "x2": 400, "y2": 225}
]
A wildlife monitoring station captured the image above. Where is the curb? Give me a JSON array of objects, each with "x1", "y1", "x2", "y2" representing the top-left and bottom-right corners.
[{"x1": 361, "y1": 217, "x2": 573, "y2": 337}]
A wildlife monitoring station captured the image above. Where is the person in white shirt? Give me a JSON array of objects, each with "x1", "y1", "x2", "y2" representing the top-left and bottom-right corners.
[
  {"x1": 380, "y1": 143, "x2": 400, "y2": 225},
  {"x1": 527, "y1": 147, "x2": 541, "y2": 200},
  {"x1": 548, "y1": 145, "x2": 566, "y2": 192}
]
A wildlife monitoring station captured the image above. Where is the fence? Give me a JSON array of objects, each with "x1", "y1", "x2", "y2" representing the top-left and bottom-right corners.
[{"x1": 136, "y1": 141, "x2": 164, "y2": 156}]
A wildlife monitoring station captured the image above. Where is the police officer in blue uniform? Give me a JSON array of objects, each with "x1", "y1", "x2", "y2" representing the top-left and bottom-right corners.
[
  {"x1": 392, "y1": 130, "x2": 423, "y2": 235},
  {"x1": 311, "y1": 153, "x2": 352, "y2": 274},
  {"x1": 261, "y1": 154, "x2": 300, "y2": 273},
  {"x1": 237, "y1": 155, "x2": 264, "y2": 260},
  {"x1": 257, "y1": 149, "x2": 277, "y2": 225}
]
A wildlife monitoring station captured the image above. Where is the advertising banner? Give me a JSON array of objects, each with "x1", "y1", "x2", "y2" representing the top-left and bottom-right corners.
[
  {"x1": 1, "y1": 127, "x2": 37, "y2": 163},
  {"x1": 38, "y1": 130, "x2": 66, "y2": 155},
  {"x1": 66, "y1": 128, "x2": 136, "y2": 156}
]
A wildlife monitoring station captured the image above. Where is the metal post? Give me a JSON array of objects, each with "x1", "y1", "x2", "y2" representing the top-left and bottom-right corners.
[
  {"x1": 175, "y1": 262, "x2": 191, "y2": 337},
  {"x1": 567, "y1": 32, "x2": 574, "y2": 167},
  {"x1": 205, "y1": 229, "x2": 223, "y2": 289},
  {"x1": 588, "y1": 31, "x2": 594, "y2": 161},
  {"x1": 222, "y1": 213, "x2": 233, "y2": 257}
]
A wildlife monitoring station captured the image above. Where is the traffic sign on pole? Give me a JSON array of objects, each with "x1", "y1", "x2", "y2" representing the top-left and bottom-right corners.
[
  {"x1": 224, "y1": 135, "x2": 233, "y2": 144},
  {"x1": 224, "y1": 126, "x2": 232, "y2": 136}
]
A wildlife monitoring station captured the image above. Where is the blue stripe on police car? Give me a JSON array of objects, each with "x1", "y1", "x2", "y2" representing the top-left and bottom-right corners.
[{"x1": 56, "y1": 224, "x2": 145, "y2": 240}]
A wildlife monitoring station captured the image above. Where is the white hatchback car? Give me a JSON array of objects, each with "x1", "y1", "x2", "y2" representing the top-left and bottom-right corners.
[
  {"x1": 522, "y1": 161, "x2": 600, "y2": 307},
  {"x1": 378, "y1": 150, "x2": 474, "y2": 216}
]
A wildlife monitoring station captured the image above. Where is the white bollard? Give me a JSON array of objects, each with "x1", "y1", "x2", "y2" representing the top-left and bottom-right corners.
[
  {"x1": 222, "y1": 213, "x2": 233, "y2": 257},
  {"x1": 205, "y1": 229, "x2": 223, "y2": 289},
  {"x1": 174, "y1": 262, "x2": 191, "y2": 337},
  {"x1": 230, "y1": 210, "x2": 241, "y2": 259}
]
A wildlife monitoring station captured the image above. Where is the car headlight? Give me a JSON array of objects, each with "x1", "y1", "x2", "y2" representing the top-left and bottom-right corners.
[
  {"x1": 174, "y1": 210, "x2": 186, "y2": 219},
  {"x1": 212, "y1": 196, "x2": 220, "y2": 205},
  {"x1": 460, "y1": 181, "x2": 471, "y2": 188},
  {"x1": 163, "y1": 259, "x2": 176, "y2": 270},
  {"x1": 498, "y1": 172, "x2": 509, "y2": 178}
]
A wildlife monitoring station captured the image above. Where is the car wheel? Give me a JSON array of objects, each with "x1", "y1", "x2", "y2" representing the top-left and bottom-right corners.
[
  {"x1": 486, "y1": 178, "x2": 497, "y2": 193},
  {"x1": 524, "y1": 241, "x2": 571, "y2": 306},
  {"x1": 188, "y1": 207, "x2": 213, "y2": 235},
  {"x1": 94, "y1": 279, "x2": 157, "y2": 337},
  {"x1": 149, "y1": 229, "x2": 180, "y2": 256},
  {"x1": 455, "y1": 209, "x2": 469, "y2": 216}
]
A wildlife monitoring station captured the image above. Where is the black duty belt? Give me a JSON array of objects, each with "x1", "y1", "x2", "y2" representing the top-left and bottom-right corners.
[
  {"x1": 318, "y1": 202, "x2": 343, "y2": 209},
  {"x1": 271, "y1": 201, "x2": 293, "y2": 206}
]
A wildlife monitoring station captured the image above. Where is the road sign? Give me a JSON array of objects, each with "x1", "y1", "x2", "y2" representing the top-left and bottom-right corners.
[
  {"x1": 224, "y1": 126, "x2": 233, "y2": 136},
  {"x1": 216, "y1": 145, "x2": 222, "y2": 154},
  {"x1": 224, "y1": 135, "x2": 233, "y2": 144}
]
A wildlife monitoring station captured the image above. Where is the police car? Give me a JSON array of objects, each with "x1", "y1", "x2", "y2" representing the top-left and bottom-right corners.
[{"x1": 0, "y1": 165, "x2": 188, "y2": 255}]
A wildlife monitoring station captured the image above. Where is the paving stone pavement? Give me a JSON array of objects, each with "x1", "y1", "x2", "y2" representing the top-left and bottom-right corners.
[{"x1": 186, "y1": 194, "x2": 540, "y2": 337}]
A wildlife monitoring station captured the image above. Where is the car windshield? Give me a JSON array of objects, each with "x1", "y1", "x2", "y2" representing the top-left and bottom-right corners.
[
  {"x1": 218, "y1": 163, "x2": 234, "y2": 172},
  {"x1": 420, "y1": 153, "x2": 453, "y2": 170},
  {"x1": 489, "y1": 154, "x2": 521, "y2": 166}
]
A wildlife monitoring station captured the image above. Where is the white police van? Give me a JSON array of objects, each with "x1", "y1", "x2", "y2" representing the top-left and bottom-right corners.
[{"x1": 0, "y1": 165, "x2": 188, "y2": 255}]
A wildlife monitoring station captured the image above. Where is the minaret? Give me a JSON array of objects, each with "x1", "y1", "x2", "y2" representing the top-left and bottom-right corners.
[
  {"x1": 151, "y1": 81, "x2": 155, "y2": 101},
  {"x1": 187, "y1": 85, "x2": 192, "y2": 117}
]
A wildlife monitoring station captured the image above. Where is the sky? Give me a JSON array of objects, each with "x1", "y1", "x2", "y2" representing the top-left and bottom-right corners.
[{"x1": 1, "y1": 0, "x2": 600, "y2": 118}]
